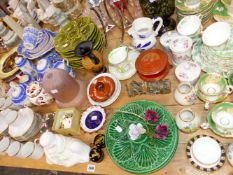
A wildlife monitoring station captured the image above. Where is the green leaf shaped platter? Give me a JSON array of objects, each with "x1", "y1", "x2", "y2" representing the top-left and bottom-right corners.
[{"x1": 105, "y1": 100, "x2": 179, "y2": 174}]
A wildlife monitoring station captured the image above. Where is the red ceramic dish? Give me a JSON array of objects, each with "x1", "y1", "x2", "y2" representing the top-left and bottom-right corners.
[
  {"x1": 89, "y1": 76, "x2": 115, "y2": 102},
  {"x1": 138, "y1": 64, "x2": 170, "y2": 82},
  {"x1": 135, "y1": 49, "x2": 169, "y2": 81}
]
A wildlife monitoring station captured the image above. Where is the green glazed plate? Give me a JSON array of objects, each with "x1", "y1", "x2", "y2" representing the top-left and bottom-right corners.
[
  {"x1": 207, "y1": 102, "x2": 233, "y2": 137},
  {"x1": 213, "y1": 1, "x2": 233, "y2": 23},
  {"x1": 105, "y1": 100, "x2": 179, "y2": 174},
  {"x1": 176, "y1": 0, "x2": 212, "y2": 14}
]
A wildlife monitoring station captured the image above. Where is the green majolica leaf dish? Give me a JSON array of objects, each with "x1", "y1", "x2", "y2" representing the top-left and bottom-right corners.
[
  {"x1": 207, "y1": 102, "x2": 233, "y2": 138},
  {"x1": 105, "y1": 100, "x2": 179, "y2": 174}
]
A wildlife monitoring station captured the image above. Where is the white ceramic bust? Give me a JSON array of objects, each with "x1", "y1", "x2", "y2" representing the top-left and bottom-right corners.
[{"x1": 40, "y1": 132, "x2": 90, "y2": 167}]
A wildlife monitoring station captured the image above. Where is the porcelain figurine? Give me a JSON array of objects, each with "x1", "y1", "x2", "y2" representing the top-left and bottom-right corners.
[
  {"x1": 39, "y1": 132, "x2": 90, "y2": 167},
  {"x1": 174, "y1": 82, "x2": 197, "y2": 106},
  {"x1": 128, "y1": 17, "x2": 163, "y2": 50},
  {"x1": 227, "y1": 143, "x2": 233, "y2": 166},
  {"x1": 176, "y1": 108, "x2": 201, "y2": 133},
  {"x1": 26, "y1": 81, "x2": 53, "y2": 106}
]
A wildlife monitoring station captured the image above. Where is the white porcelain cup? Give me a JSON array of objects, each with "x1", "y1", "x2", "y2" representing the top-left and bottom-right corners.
[
  {"x1": 18, "y1": 140, "x2": 44, "y2": 159},
  {"x1": 6, "y1": 140, "x2": 22, "y2": 157},
  {"x1": 169, "y1": 36, "x2": 193, "y2": 65},
  {"x1": 0, "y1": 136, "x2": 11, "y2": 153}
]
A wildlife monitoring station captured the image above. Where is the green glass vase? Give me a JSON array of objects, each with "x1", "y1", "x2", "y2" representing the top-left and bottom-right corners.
[{"x1": 139, "y1": 0, "x2": 175, "y2": 18}]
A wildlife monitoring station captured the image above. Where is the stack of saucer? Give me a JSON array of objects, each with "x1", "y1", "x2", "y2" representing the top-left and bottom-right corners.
[
  {"x1": 17, "y1": 29, "x2": 56, "y2": 60},
  {"x1": 176, "y1": 0, "x2": 215, "y2": 24},
  {"x1": 54, "y1": 16, "x2": 106, "y2": 69}
]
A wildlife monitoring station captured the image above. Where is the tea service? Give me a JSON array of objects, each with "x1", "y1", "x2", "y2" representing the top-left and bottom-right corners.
[
  {"x1": 128, "y1": 17, "x2": 163, "y2": 50},
  {"x1": 107, "y1": 45, "x2": 140, "y2": 80}
]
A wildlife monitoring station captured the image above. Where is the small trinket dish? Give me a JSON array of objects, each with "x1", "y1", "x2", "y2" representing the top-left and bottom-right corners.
[
  {"x1": 186, "y1": 135, "x2": 226, "y2": 172},
  {"x1": 81, "y1": 106, "x2": 106, "y2": 133},
  {"x1": 135, "y1": 49, "x2": 170, "y2": 82},
  {"x1": 52, "y1": 108, "x2": 81, "y2": 136},
  {"x1": 175, "y1": 61, "x2": 201, "y2": 84},
  {"x1": 87, "y1": 73, "x2": 121, "y2": 107}
]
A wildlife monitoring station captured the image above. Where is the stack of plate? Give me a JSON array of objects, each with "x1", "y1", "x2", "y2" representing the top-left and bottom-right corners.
[
  {"x1": 54, "y1": 17, "x2": 106, "y2": 69},
  {"x1": 17, "y1": 30, "x2": 55, "y2": 60},
  {"x1": 192, "y1": 37, "x2": 233, "y2": 75},
  {"x1": 176, "y1": 0, "x2": 215, "y2": 24},
  {"x1": 186, "y1": 135, "x2": 226, "y2": 172}
]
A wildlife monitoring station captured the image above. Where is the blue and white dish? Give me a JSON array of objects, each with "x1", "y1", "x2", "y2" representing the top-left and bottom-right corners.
[
  {"x1": 24, "y1": 26, "x2": 40, "y2": 36},
  {"x1": 11, "y1": 84, "x2": 27, "y2": 105},
  {"x1": 42, "y1": 49, "x2": 61, "y2": 63},
  {"x1": 22, "y1": 33, "x2": 39, "y2": 50}
]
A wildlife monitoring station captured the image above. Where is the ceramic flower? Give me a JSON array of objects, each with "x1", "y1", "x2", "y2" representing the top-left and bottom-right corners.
[
  {"x1": 129, "y1": 123, "x2": 146, "y2": 140},
  {"x1": 145, "y1": 110, "x2": 160, "y2": 122},
  {"x1": 154, "y1": 124, "x2": 169, "y2": 140}
]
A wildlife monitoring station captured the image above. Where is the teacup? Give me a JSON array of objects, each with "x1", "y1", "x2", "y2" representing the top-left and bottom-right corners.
[
  {"x1": 18, "y1": 140, "x2": 44, "y2": 159},
  {"x1": 169, "y1": 36, "x2": 193, "y2": 65},
  {"x1": 177, "y1": 15, "x2": 202, "y2": 40},
  {"x1": 184, "y1": 0, "x2": 200, "y2": 8},
  {"x1": 6, "y1": 140, "x2": 22, "y2": 157},
  {"x1": 202, "y1": 22, "x2": 231, "y2": 50},
  {"x1": 22, "y1": 33, "x2": 39, "y2": 50},
  {"x1": 26, "y1": 81, "x2": 53, "y2": 106},
  {"x1": 36, "y1": 58, "x2": 52, "y2": 75},
  {"x1": 0, "y1": 136, "x2": 11, "y2": 154},
  {"x1": 15, "y1": 56, "x2": 36, "y2": 75},
  {"x1": 160, "y1": 30, "x2": 180, "y2": 52},
  {"x1": 24, "y1": 26, "x2": 40, "y2": 36},
  {"x1": 212, "y1": 111, "x2": 233, "y2": 131}
]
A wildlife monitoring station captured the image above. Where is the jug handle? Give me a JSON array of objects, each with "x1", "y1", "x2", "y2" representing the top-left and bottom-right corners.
[
  {"x1": 128, "y1": 27, "x2": 137, "y2": 39},
  {"x1": 152, "y1": 17, "x2": 163, "y2": 36}
]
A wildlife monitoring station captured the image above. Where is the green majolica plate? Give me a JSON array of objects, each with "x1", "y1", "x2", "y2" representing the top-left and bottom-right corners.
[
  {"x1": 213, "y1": 1, "x2": 233, "y2": 24},
  {"x1": 207, "y1": 102, "x2": 233, "y2": 137},
  {"x1": 176, "y1": 0, "x2": 212, "y2": 14},
  {"x1": 105, "y1": 100, "x2": 178, "y2": 174}
]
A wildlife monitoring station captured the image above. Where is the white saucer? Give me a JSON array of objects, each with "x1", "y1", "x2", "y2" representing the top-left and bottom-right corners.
[
  {"x1": 109, "y1": 50, "x2": 140, "y2": 80},
  {"x1": 186, "y1": 135, "x2": 226, "y2": 172},
  {"x1": 87, "y1": 73, "x2": 121, "y2": 107}
]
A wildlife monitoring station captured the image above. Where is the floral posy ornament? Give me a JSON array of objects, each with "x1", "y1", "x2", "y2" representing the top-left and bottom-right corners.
[{"x1": 129, "y1": 123, "x2": 146, "y2": 140}]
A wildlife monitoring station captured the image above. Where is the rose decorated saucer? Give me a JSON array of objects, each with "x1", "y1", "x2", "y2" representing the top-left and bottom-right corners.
[{"x1": 186, "y1": 135, "x2": 226, "y2": 172}]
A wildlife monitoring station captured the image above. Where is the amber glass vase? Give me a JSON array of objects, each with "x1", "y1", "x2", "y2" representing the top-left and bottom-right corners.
[{"x1": 139, "y1": 0, "x2": 175, "y2": 19}]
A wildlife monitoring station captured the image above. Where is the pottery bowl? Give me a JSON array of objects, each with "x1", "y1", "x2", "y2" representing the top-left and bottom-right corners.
[
  {"x1": 202, "y1": 22, "x2": 231, "y2": 50},
  {"x1": 177, "y1": 15, "x2": 202, "y2": 38},
  {"x1": 198, "y1": 73, "x2": 230, "y2": 96}
]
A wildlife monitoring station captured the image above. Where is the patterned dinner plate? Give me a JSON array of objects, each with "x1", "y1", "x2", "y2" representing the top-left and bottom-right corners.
[
  {"x1": 186, "y1": 135, "x2": 226, "y2": 172},
  {"x1": 213, "y1": 1, "x2": 233, "y2": 24},
  {"x1": 105, "y1": 100, "x2": 178, "y2": 174}
]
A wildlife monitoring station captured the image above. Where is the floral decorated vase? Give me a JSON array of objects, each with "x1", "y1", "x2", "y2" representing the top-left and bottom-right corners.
[
  {"x1": 174, "y1": 82, "x2": 197, "y2": 106},
  {"x1": 176, "y1": 108, "x2": 201, "y2": 133}
]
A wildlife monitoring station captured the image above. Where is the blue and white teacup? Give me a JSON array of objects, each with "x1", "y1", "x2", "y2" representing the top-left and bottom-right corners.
[
  {"x1": 43, "y1": 49, "x2": 62, "y2": 63},
  {"x1": 23, "y1": 33, "x2": 39, "y2": 50},
  {"x1": 15, "y1": 56, "x2": 37, "y2": 76},
  {"x1": 17, "y1": 73, "x2": 34, "y2": 89},
  {"x1": 10, "y1": 83, "x2": 31, "y2": 106},
  {"x1": 52, "y1": 60, "x2": 76, "y2": 78},
  {"x1": 36, "y1": 58, "x2": 52, "y2": 75},
  {"x1": 24, "y1": 26, "x2": 40, "y2": 36}
]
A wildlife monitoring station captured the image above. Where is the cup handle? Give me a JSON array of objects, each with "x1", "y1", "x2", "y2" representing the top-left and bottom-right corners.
[
  {"x1": 226, "y1": 85, "x2": 233, "y2": 94},
  {"x1": 152, "y1": 17, "x2": 163, "y2": 36},
  {"x1": 34, "y1": 138, "x2": 40, "y2": 144},
  {"x1": 200, "y1": 122, "x2": 210, "y2": 130},
  {"x1": 204, "y1": 102, "x2": 210, "y2": 110}
]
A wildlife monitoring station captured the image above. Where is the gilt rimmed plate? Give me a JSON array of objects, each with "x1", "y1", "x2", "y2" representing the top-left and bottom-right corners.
[
  {"x1": 186, "y1": 135, "x2": 226, "y2": 172},
  {"x1": 105, "y1": 100, "x2": 178, "y2": 174},
  {"x1": 213, "y1": 1, "x2": 233, "y2": 24}
]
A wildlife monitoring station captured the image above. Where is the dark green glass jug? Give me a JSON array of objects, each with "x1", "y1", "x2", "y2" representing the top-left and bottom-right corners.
[{"x1": 139, "y1": 0, "x2": 175, "y2": 18}]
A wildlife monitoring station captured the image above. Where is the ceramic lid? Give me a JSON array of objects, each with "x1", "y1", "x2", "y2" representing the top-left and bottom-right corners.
[
  {"x1": 192, "y1": 137, "x2": 221, "y2": 165},
  {"x1": 175, "y1": 61, "x2": 201, "y2": 82},
  {"x1": 135, "y1": 49, "x2": 168, "y2": 76}
]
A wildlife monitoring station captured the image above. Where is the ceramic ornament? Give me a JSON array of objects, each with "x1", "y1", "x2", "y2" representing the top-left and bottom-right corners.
[
  {"x1": 39, "y1": 132, "x2": 90, "y2": 167},
  {"x1": 81, "y1": 106, "x2": 106, "y2": 133}
]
